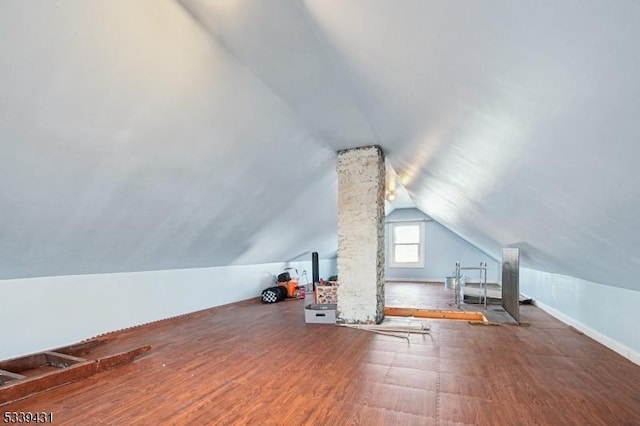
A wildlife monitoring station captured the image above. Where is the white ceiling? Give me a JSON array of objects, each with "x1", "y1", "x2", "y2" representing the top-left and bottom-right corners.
[{"x1": 1, "y1": 1, "x2": 639, "y2": 291}]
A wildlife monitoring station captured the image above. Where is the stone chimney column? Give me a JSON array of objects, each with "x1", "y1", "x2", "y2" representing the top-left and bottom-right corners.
[{"x1": 336, "y1": 145, "x2": 385, "y2": 324}]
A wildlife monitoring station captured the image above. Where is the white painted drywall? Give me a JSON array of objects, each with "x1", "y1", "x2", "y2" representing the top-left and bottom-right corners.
[
  {"x1": 385, "y1": 209, "x2": 499, "y2": 282},
  {"x1": 0, "y1": 0, "x2": 338, "y2": 280},
  {"x1": 521, "y1": 268, "x2": 640, "y2": 365},
  {"x1": 0, "y1": 258, "x2": 336, "y2": 361}
]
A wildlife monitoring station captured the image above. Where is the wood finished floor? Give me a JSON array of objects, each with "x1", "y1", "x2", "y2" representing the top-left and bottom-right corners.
[{"x1": 3, "y1": 282, "x2": 640, "y2": 425}]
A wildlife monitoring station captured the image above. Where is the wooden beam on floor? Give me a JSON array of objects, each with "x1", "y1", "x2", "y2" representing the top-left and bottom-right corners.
[
  {"x1": 0, "y1": 361, "x2": 96, "y2": 405},
  {"x1": 0, "y1": 354, "x2": 50, "y2": 373},
  {"x1": 384, "y1": 307, "x2": 486, "y2": 321},
  {"x1": 43, "y1": 352, "x2": 87, "y2": 368},
  {"x1": 0, "y1": 370, "x2": 26, "y2": 386},
  {"x1": 0, "y1": 345, "x2": 151, "y2": 406},
  {"x1": 53, "y1": 336, "x2": 115, "y2": 358},
  {"x1": 96, "y1": 346, "x2": 151, "y2": 372}
]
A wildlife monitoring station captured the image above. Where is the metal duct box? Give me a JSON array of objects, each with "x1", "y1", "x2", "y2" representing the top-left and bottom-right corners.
[{"x1": 304, "y1": 304, "x2": 337, "y2": 324}]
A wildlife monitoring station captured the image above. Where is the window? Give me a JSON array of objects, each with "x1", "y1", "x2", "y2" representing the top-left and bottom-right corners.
[{"x1": 388, "y1": 222, "x2": 425, "y2": 268}]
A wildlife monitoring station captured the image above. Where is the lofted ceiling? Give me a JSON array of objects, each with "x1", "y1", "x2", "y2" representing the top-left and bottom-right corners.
[{"x1": 1, "y1": 1, "x2": 639, "y2": 292}]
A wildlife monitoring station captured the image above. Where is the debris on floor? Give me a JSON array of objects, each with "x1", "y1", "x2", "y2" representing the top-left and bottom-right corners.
[{"x1": 339, "y1": 317, "x2": 430, "y2": 340}]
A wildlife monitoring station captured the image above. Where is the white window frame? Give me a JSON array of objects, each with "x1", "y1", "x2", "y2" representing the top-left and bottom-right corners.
[{"x1": 388, "y1": 221, "x2": 425, "y2": 268}]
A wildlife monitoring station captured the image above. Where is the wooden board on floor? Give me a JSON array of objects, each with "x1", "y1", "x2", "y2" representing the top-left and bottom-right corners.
[
  {"x1": 0, "y1": 361, "x2": 97, "y2": 405},
  {"x1": 0, "y1": 346, "x2": 151, "y2": 406},
  {"x1": 384, "y1": 307, "x2": 485, "y2": 321}
]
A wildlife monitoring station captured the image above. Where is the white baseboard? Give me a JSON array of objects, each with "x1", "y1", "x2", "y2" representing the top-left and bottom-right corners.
[{"x1": 531, "y1": 298, "x2": 640, "y2": 366}]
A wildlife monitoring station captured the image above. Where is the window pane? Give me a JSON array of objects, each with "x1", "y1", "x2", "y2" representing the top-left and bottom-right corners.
[
  {"x1": 394, "y1": 244, "x2": 419, "y2": 263},
  {"x1": 394, "y1": 225, "x2": 420, "y2": 244}
]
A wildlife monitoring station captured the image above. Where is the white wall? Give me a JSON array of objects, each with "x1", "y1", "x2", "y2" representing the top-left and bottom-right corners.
[
  {"x1": 521, "y1": 268, "x2": 640, "y2": 365},
  {"x1": 385, "y1": 209, "x2": 499, "y2": 282},
  {"x1": 287, "y1": 257, "x2": 337, "y2": 284},
  {"x1": 0, "y1": 258, "x2": 336, "y2": 361}
]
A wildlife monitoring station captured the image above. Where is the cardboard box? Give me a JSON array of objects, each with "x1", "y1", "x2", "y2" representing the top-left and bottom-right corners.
[
  {"x1": 315, "y1": 284, "x2": 338, "y2": 304},
  {"x1": 304, "y1": 303, "x2": 337, "y2": 324}
]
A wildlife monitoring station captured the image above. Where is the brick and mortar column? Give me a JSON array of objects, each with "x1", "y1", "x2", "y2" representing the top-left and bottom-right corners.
[{"x1": 336, "y1": 145, "x2": 385, "y2": 324}]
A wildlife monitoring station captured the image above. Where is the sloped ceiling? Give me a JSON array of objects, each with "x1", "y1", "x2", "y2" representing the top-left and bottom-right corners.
[
  {"x1": 1, "y1": 1, "x2": 639, "y2": 291},
  {"x1": 0, "y1": 0, "x2": 339, "y2": 278}
]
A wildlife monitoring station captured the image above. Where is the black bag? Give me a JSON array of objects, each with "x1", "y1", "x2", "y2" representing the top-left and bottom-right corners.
[
  {"x1": 277, "y1": 272, "x2": 291, "y2": 283},
  {"x1": 261, "y1": 286, "x2": 288, "y2": 303}
]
